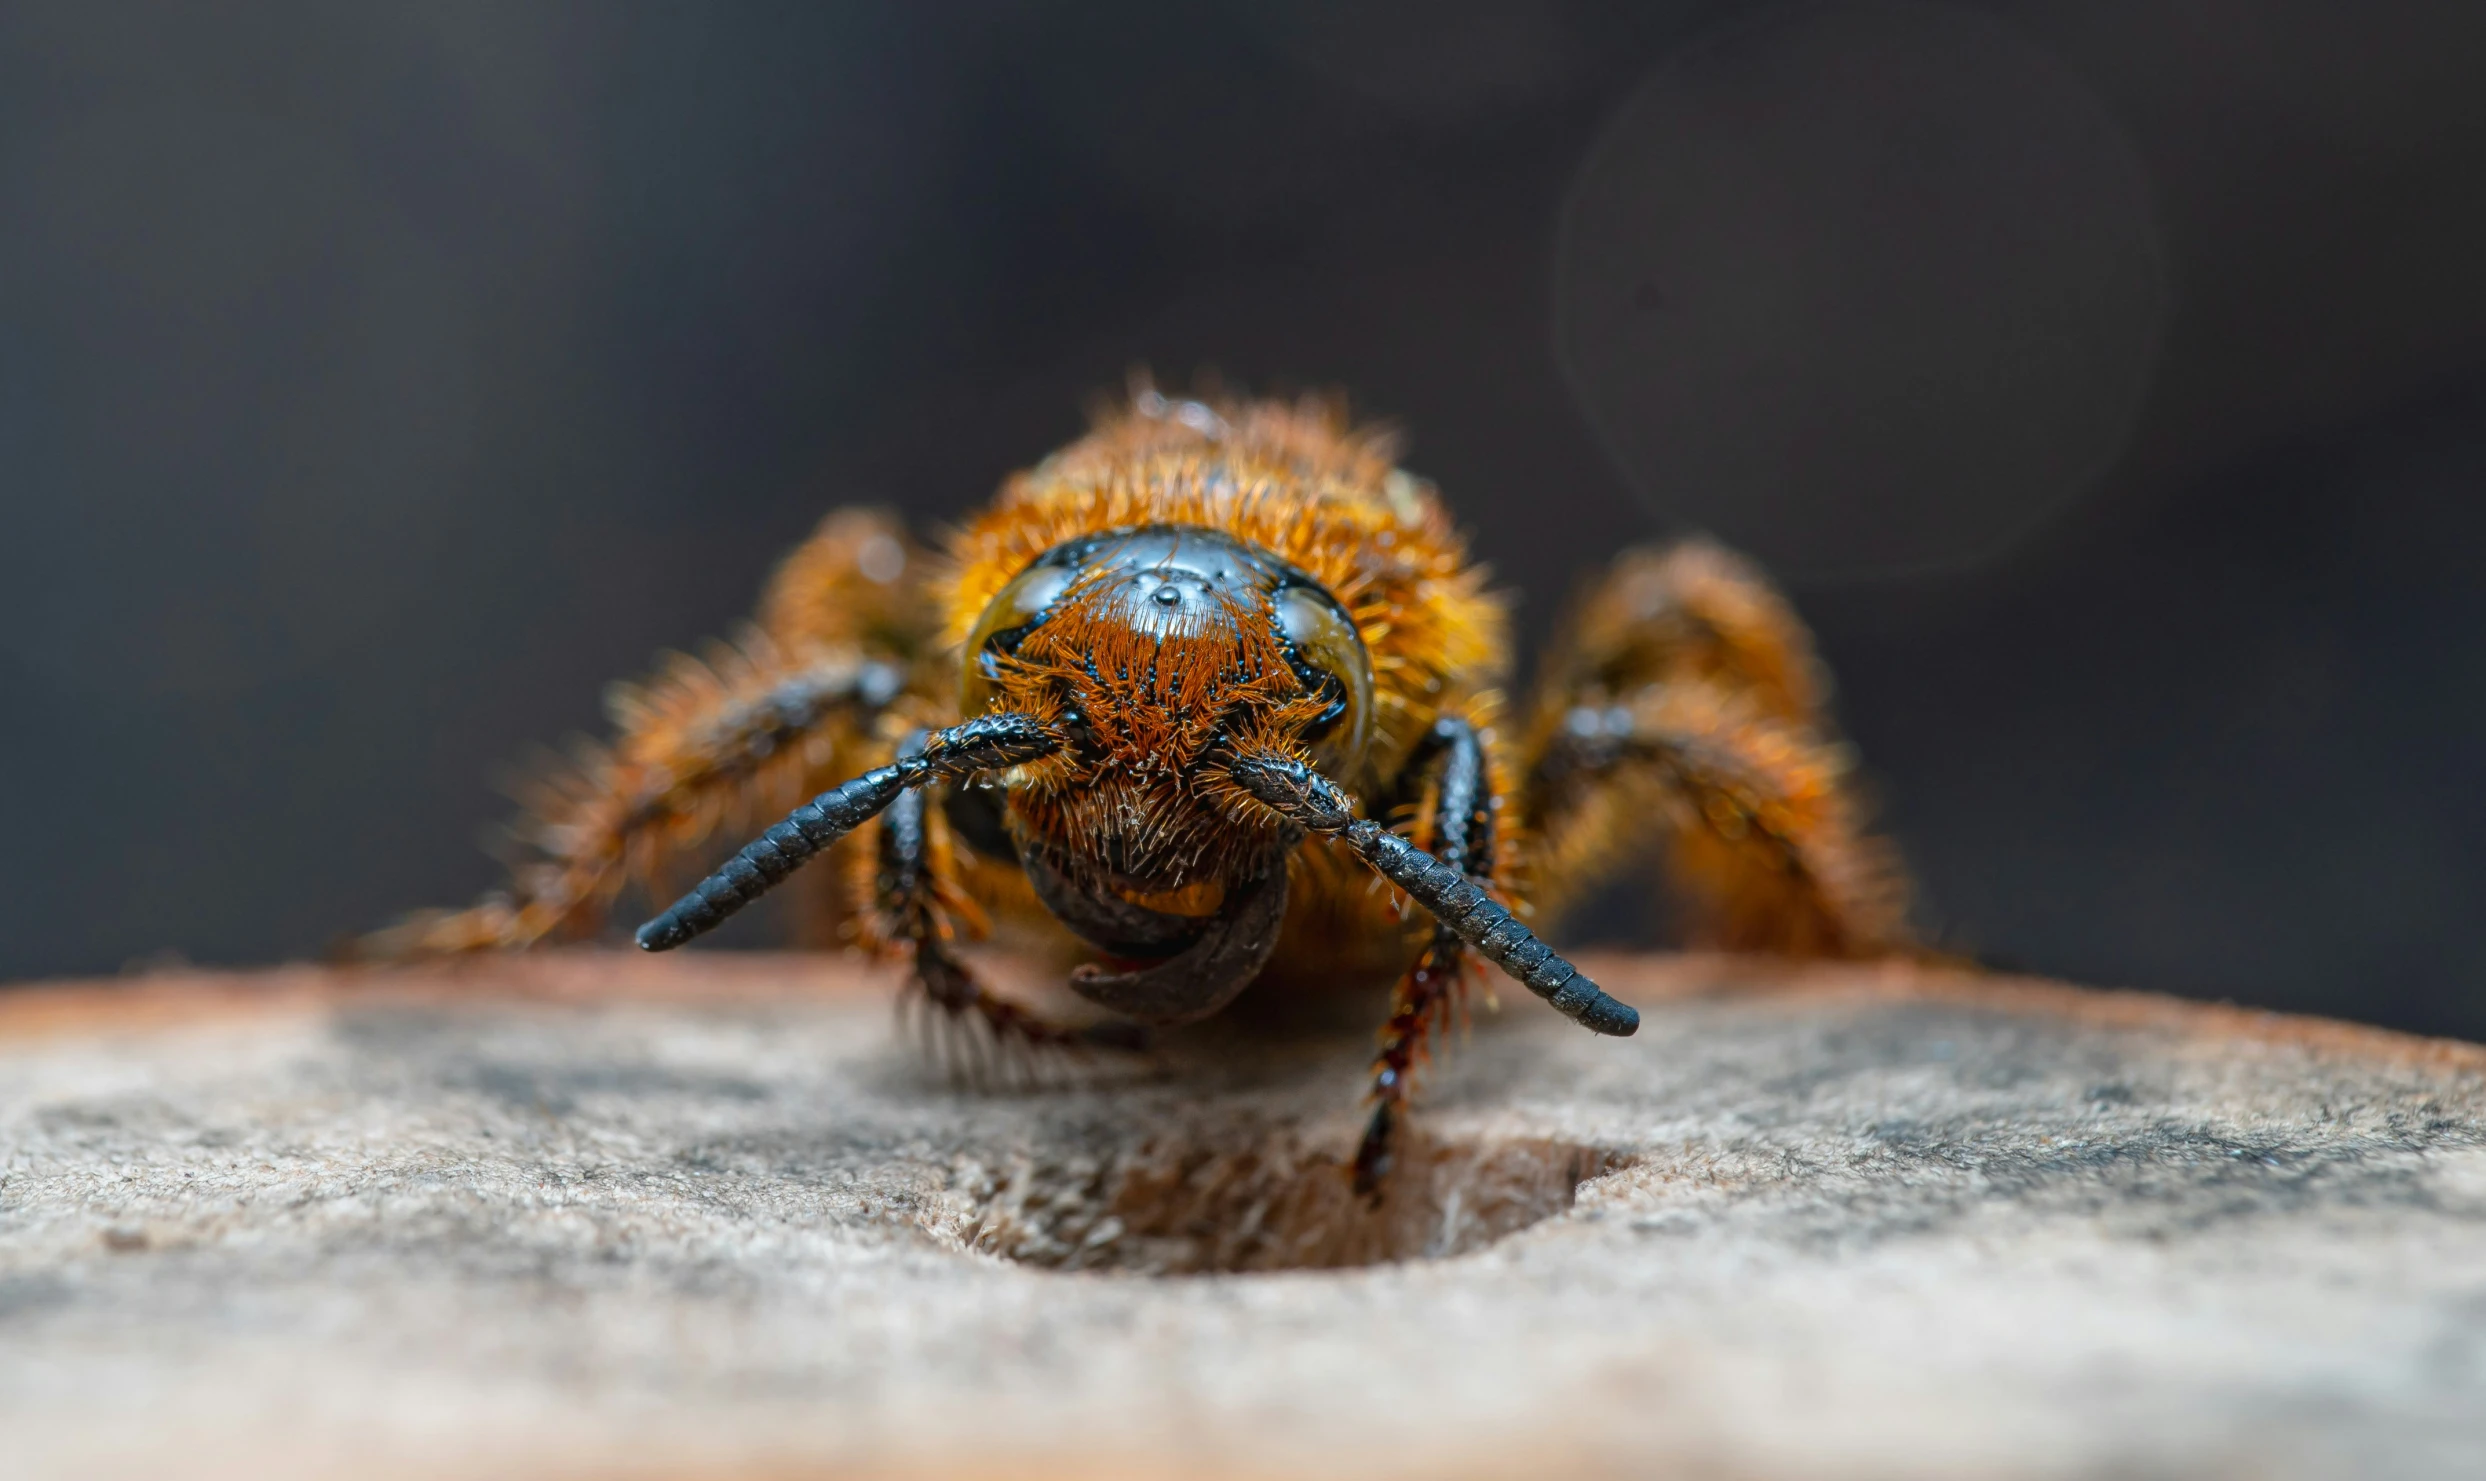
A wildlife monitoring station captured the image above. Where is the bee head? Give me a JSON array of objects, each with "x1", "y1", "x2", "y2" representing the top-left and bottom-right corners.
[{"x1": 959, "y1": 525, "x2": 1373, "y2": 890}]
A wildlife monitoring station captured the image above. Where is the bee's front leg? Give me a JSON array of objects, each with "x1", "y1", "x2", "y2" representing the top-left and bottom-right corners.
[
  {"x1": 872, "y1": 731, "x2": 1142, "y2": 1078},
  {"x1": 1355, "y1": 715, "x2": 1496, "y2": 1199}
]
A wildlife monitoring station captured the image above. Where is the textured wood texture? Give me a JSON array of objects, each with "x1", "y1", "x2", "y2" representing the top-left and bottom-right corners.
[{"x1": 3, "y1": 950, "x2": 2484, "y2": 1480}]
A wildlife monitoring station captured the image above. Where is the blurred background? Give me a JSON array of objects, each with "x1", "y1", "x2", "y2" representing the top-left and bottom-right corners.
[{"x1": 4, "y1": 1, "x2": 2485, "y2": 1038}]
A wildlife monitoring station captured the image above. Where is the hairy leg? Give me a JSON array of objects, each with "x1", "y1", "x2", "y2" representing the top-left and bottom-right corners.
[
  {"x1": 755, "y1": 507, "x2": 944, "y2": 661},
  {"x1": 1355, "y1": 714, "x2": 1497, "y2": 1198},
  {"x1": 358, "y1": 510, "x2": 935, "y2": 958},
  {"x1": 1521, "y1": 540, "x2": 1909, "y2": 957},
  {"x1": 1527, "y1": 537, "x2": 1827, "y2": 729},
  {"x1": 760, "y1": 508, "x2": 954, "y2": 950}
]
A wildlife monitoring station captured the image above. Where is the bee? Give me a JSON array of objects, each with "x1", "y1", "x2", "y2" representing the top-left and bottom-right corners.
[{"x1": 368, "y1": 386, "x2": 1908, "y2": 1193}]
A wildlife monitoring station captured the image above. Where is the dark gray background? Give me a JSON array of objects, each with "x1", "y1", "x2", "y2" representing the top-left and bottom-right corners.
[{"x1": 6, "y1": 2, "x2": 2485, "y2": 1039}]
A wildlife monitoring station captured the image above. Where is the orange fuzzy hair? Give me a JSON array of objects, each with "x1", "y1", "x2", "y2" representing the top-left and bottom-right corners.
[
  {"x1": 1521, "y1": 539, "x2": 1908, "y2": 955},
  {"x1": 996, "y1": 578, "x2": 1324, "y2": 888},
  {"x1": 940, "y1": 390, "x2": 1508, "y2": 793}
]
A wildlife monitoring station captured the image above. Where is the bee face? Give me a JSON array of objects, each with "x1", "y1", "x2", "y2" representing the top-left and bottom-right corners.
[
  {"x1": 963, "y1": 524, "x2": 1372, "y2": 779},
  {"x1": 959, "y1": 524, "x2": 1373, "y2": 902}
]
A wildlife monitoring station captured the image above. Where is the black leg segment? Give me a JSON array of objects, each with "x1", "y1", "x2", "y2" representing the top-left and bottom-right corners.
[
  {"x1": 1354, "y1": 716, "x2": 1498, "y2": 1196},
  {"x1": 877, "y1": 728, "x2": 1145, "y2": 1061}
]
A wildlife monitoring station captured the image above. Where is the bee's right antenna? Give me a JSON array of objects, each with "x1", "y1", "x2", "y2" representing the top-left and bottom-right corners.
[
  {"x1": 1219, "y1": 750, "x2": 1639, "y2": 1038},
  {"x1": 635, "y1": 713, "x2": 1058, "y2": 952}
]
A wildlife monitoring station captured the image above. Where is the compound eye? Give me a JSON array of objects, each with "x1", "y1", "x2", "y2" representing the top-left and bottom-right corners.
[
  {"x1": 1273, "y1": 583, "x2": 1374, "y2": 776},
  {"x1": 959, "y1": 557, "x2": 1077, "y2": 717}
]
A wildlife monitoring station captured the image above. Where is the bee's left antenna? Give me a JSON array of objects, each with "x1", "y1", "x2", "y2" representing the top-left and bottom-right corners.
[{"x1": 634, "y1": 713, "x2": 1056, "y2": 952}]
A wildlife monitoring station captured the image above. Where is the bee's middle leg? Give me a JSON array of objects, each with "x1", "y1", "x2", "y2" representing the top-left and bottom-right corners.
[{"x1": 1354, "y1": 715, "x2": 1495, "y2": 1199}]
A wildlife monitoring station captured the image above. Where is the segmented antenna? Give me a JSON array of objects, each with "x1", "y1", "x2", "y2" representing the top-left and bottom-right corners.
[
  {"x1": 635, "y1": 762, "x2": 918, "y2": 951},
  {"x1": 1222, "y1": 752, "x2": 1639, "y2": 1038},
  {"x1": 636, "y1": 713, "x2": 1057, "y2": 952}
]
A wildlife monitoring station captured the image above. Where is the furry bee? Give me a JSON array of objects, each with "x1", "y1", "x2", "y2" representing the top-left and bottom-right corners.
[{"x1": 370, "y1": 387, "x2": 1907, "y2": 1192}]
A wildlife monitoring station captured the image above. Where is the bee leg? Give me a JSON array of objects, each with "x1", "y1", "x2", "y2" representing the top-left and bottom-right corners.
[
  {"x1": 354, "y1": 509, "x2": 936, "y2": 961},
  {"x1": 357, "y1": 644, "x2": 910, "y2": 959},
  {"x1": 874, "y1": 731, "x2": 1143, "y2": 1080},
  {"x1": 1354, "y1": 716, "x2": 1495, "y2": 1200},
  {"x1": 1519, "y1": 539, "x2": 1909, "y2": 956}
]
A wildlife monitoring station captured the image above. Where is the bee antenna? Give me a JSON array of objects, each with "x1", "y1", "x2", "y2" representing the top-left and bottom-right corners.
[
  {"x1": 1220, "y1": 750, "x2": 1638, "y2": 1038},
  {"x1": 634, "y1": 713, "x2": 1058, "y2": 953}
]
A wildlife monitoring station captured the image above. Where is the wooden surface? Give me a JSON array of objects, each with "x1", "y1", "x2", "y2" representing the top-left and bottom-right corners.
[{"x1": 3, "y1": 950, "x2": 2483, "y2": 1480}]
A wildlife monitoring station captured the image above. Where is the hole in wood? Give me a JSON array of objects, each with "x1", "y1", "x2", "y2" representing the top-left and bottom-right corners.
[{"x1": 959, "y1": 1125, "x2": 1625, "y2": 1275}]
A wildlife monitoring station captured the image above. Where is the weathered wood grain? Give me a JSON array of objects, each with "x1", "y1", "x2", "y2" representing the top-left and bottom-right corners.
[{"x1": 2, "y1": 951, "x2": 2482, "y2": 1480}]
